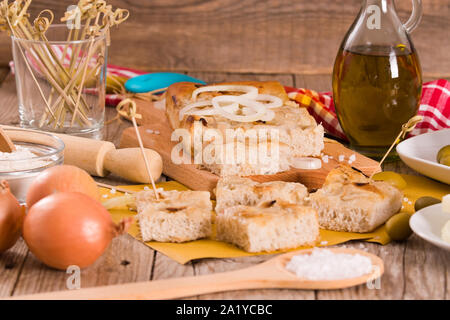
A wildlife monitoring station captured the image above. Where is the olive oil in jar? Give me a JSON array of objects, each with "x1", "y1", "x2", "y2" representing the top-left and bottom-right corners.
[{"x1": 332, "y1": 45, "x2": 422, "y2": 159}]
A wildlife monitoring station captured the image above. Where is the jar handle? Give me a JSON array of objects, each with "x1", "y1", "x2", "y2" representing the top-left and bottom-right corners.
[{"x1": 404, "y1": 0, "x2": 422, "y2": 34}]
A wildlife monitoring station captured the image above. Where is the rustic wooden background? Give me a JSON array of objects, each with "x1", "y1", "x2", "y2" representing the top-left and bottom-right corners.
[
  {"x1": 0, "y1": 0, "x2": 449, "y2": 78},
  {"x1": 0, "y1": 0, "x2": 449, "y2": 300}
]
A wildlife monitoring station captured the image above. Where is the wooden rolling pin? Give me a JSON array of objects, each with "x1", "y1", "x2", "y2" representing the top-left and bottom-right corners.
[
  {"x1": 57, "y1": 134, "x2": 163, "y2": 183},
  {"x1": 3, "y1": 126, "x2": 163, "y2": 184}
]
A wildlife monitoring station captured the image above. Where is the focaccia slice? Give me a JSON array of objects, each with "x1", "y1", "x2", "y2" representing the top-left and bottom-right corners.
[
  {"x1": 310, "y1": 165, "x2": 403, "y2": 233},
  {"x1": 136, "y1": 190, "x2": 212, "y2": 243},
  {"x1": 216, "y1": 203, "x2": 319, "y2": 253}
]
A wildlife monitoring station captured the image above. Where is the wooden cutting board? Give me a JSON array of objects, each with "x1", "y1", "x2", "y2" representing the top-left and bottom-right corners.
[{"x1": 120, "y1": 98, "x2": 381, "y2": 192}]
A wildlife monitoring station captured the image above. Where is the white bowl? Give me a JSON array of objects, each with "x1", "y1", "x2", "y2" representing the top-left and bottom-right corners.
[
  {"x1": 410, "y1": 204, "x2": 450, "y2": 251},
  {"x1": 396, "y1": 129, "x2": 450, "y2": 185}
]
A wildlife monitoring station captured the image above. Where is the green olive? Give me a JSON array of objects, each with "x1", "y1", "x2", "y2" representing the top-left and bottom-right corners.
[
  {"x1": 437, "y1": 145, "x2": 450, "y2": 167},
  {"x1": 372, "y1": 171, "x2": 407, "y2": 190},
  {"x1": 414, "y1": 196, "x2": 442, "y2": 212},
  {"x1": 386, "y1": 213, "x2": 412, "y2": 241}
]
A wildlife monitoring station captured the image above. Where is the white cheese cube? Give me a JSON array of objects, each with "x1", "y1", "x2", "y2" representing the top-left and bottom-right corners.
[{"x1": 443, "y1": 194, "x2": 450, "y2": 214}]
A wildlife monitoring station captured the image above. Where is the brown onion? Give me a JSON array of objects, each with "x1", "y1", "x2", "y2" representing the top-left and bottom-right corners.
[
  {"x1": 0, "y1": 180, "x2": 24, "y2": 253},
  {"x1": 23, "y1": 192, "x2": 131, "y2": 270},
  {"x1": 26, "y1": 165, "x2": 100, "y2": 208}
]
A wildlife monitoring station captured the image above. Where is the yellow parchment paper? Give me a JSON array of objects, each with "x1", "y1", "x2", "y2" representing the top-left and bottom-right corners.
[{"x1": 103, "y1": 176, "x2": 450, "y2": 264}]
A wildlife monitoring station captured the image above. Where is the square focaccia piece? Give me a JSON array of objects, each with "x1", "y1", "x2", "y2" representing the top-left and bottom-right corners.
[
  {"x1": 136, "y1": 190, "x2": 212, "y2": 243},
  {"x1": 310, "y1": 165, "x2": 403, "y2": 233},
  {"x1": 216, "y1": 203, "x2": 319, "y2": 253}
]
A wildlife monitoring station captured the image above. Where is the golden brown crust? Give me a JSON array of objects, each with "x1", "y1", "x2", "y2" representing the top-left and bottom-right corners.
[
  {"x1": 229, "y1": 204, "x2": 317, "y2": 227},
  {"x1": 321, "y1": 165, "x2": 389, "y2": 201},
  {"x1": 214, "y1": 176, "x2": 309, "y2": 213},
  {"x1": 166, "y1": 82, "x2": 202, "y2": 130},
  {"x1": 165, "y1": 81, "x2": 290, "y2": 130},
  {"x1": 323, "y1": 164, "x2": 371, "y2": 186},
  {"x1": 136, "y1": 190, "x2": 212, "y2": 213}
]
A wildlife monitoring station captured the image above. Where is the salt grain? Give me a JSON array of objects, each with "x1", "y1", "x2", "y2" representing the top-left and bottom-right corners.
[
  {"x1": 145, "y1": 129, "x2": 160, "y2": 135},
  {"x1": 0, "y1": 146, "x2": 50, "y2": 172},
  {"x1": 320, "y1": 241, "x2": 328, "y2": 245},
  {"x1": 285, "y1": 249, "x2": 373, "y2": 281},
  {"x1": 144, "y1": 186, "x2": 150, "y2": 191},
  {"x1": 110, "y1": 189, "x2": 116, "y2": 194},
  {"x1": 338, "y1": 155, "x2": 345, "y2": 162},
  {"x1": 349, "y1": 154, "x2": 356, "y2": 162},
  {"x1": 102, "y1": 194, "x2": 108, "y2": 198},
  {"x1": 322, "y1": 155, "x2": 329, "y2": 164}
]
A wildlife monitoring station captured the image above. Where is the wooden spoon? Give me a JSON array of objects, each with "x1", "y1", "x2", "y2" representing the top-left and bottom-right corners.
[
  {"x1": 0, "y1": 127, "x2": 16, "y2": 153},
  {"x1": 13, "y1": 248, "x2": 384, "y2": 300}
]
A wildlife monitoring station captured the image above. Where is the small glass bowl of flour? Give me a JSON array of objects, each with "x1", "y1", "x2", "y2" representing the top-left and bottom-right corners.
[{"x1": 0, "y1": 128, "x2": 64, "y2": 203}]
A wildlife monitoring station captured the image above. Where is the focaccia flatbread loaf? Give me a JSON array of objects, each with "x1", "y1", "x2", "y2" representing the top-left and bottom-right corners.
[{"x1": 166, "y1": 81, "x2": 324, "y2": 176}]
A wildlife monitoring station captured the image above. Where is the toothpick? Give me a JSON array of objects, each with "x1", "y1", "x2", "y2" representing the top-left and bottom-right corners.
[
  {"x1": 96, "y1": 182, "x2": 137, "y2": 194},
  {"x1": 371, "y1": 115, "x2": 423, "y2": 178},
  {"x1": 71, "y1": 35, "x2": 96, "y2": 126},
  {"x1": 0, "y1": 0, "x2": 129, "y2": 130},
  {"x1": 4, "y1": 15, "x2": 57, "y2": 121},
  {"x1": 116, "y1": 98, "x2": 160, "y2": 200}
]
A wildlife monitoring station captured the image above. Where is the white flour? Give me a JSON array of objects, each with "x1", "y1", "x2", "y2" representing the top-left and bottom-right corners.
[{"x1": 286, "y1": 248, "x2": 373, "y2": 280}]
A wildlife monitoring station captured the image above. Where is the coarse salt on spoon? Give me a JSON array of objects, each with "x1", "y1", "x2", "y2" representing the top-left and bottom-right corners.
[
  {"x1": 0, "y1": 127, "x2": 16, "y2": 153},
  {"x1": 12, "y1": 248, "x2": 383, "y2": 300}
]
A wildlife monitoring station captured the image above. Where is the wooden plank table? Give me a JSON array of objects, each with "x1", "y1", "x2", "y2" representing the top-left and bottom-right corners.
[{"x1": 0, "y1": 69, "x2": 449, "y2": 300}]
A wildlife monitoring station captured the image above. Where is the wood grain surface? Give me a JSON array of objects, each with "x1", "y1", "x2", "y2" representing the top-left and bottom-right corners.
[
  {"x1": 0, "y1": 0, "x2": 449, "y2": 299},
  {"x1": 0, "y1": 68, "x2": 448, "y2": 300},
  {"x1": 0, "y1": 0, "x2": 449, "y2": 77},
  {"x1": 14, "y1": 248, "x2": 385, "y2": 299}
]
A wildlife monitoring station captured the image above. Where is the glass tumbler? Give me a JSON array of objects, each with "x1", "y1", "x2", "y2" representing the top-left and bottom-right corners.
[{"x1": 11, "y1": 24, "x2": 107, "y2": 139}]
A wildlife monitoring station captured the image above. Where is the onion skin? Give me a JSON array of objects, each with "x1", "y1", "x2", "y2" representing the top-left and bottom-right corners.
[
  {"x1": 0, "y1": 181, "x2": 24, "y2": 253},
  {"x1": 26, "y1": 165, "x2": 100, "y2": 208},
  {"x1": 23, "y1": 192, "x2": 131, "y2": 270}
]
